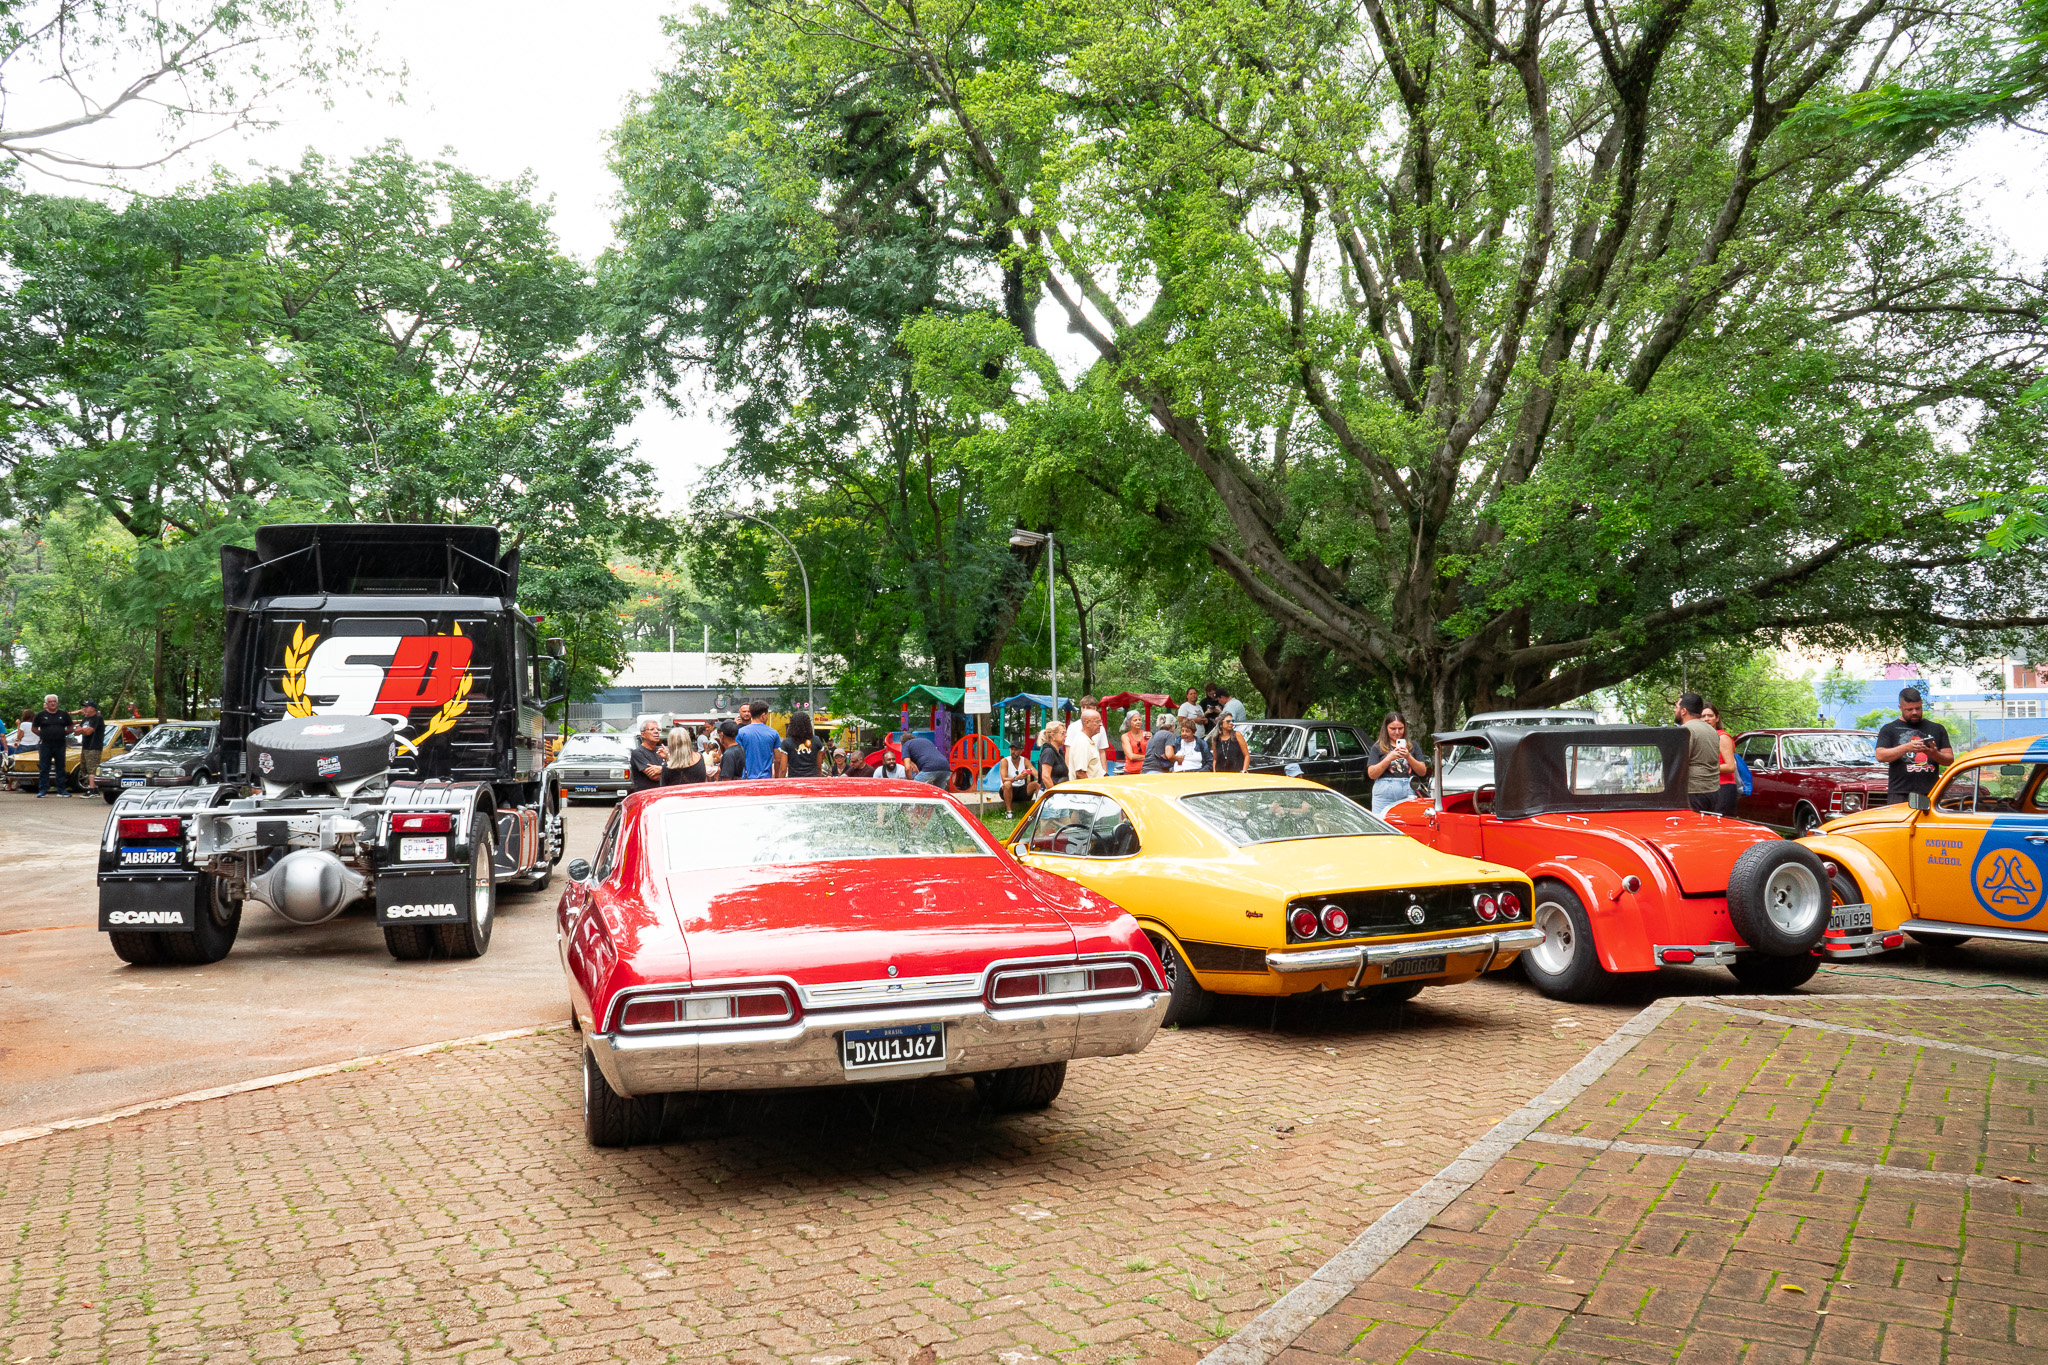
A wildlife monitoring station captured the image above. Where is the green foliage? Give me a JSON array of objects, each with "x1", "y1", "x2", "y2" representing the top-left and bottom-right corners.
[
  {"x1": 1612, "y1": 648, "x2": 1821, "y2": 732},
  {"x1": 1793, "y1": 0, "x2": 2048, "y2": 145},
  {"x1": 1856, "y1": 708, "x2": 1892, "y2": 730},
  {"x1": 634, "y1": 0, "x2": 2048, "y2": 732},
  {"x1": 0, "y1": 146, "x2": 657, "y2": 714}
]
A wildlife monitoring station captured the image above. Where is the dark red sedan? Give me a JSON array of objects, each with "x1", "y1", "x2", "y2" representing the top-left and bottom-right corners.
[
  {"x1": 557, "y1": 778, "x2": 1169, "y2": 1146},
  {"x1": 1732, "y1": 729, "x2": 1890, "y2": 835}
]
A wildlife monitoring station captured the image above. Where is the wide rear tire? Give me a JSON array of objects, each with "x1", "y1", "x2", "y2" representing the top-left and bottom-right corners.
[
  {"x1": 160, "y1": 874, "x2": 241, "y2": 965},
  {"x1": 584, "y1": 1046, "x2": 662, "y2": 1148},
  {"x1": 435, "y1": 822, "x2": 496, "y2": 959},
  {"x1": 1149, "y1": 933, "x2": 1215, "y2": 1028},
  {"x1": 108, "y1": 930, "x2": 170, "y2": 965},
  {"x1": 975, "y1": 1061, "x2": 1067, "y2": 1112},
  {"x1": 1727, "y1": 842, "x2": 1830, "y2": 957},
  {"x1": 383, "y1": 924, "x2": 438, "y2": 960},
  {"x1": 1522, "y1": 883, "x2": 1611, "y2": 1002},
  {"x1": 1726, "y1": 954, "x2": 1821, "y2": 992}
]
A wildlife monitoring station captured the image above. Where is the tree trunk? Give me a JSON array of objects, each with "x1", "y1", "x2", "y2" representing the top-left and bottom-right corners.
[
  {"x1": 152, "y1": 620, "x2": 167, "y2": 720},
  {"x1": 1240, "y1": 630, "x2": 1314, "y2": 718}
]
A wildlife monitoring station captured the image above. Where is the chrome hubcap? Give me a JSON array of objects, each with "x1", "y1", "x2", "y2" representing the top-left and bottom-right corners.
[
  {"x1": 1529, "y1": 900, "x2": 1575, "y2": 976},
  {"x1": 1764, "y1": 864, "x2": 1822, "y2": 934},
  {"x1": 474, "y1": 841, "x2": 494, "y2": 930}
]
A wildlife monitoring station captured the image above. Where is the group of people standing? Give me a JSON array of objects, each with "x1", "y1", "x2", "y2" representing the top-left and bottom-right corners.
[
  {"x1": 995, "y1": 686, "x2": 1254, "y2": 815},
  {"x1": 8, "y1": 694, "x2": 107, "y2": 797},
  {"x1": 624, "y1": 704, "x2": 959, "y2": 793}
]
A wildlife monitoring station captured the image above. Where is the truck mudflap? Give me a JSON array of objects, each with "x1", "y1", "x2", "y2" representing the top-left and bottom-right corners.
[
  {"x1": 376, "y1": 872, "x2": 471, "y2": 926},
  {"x1": 99, "y1": 875, "x2": 204, "y2": 932}
]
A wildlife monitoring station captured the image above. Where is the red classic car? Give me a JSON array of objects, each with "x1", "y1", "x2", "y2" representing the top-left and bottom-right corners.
[
  {"x1": 1731, "y1": 729, "x2": 1890, "y2": 835},
  {"x1": 1382, "y1": 725, "x2": 1846, "y2": 999},
  {"x1": 558, "y1": 778, "x2": 1170, "y2": 1146}
]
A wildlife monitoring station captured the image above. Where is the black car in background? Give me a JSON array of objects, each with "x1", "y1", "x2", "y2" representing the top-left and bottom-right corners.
[
  {"x1": 1237, "y1": 719, "x2": 1379, "y2": 801},
  {"x1": 92, "y1": 720, "x2": 223, "y2": 803}
]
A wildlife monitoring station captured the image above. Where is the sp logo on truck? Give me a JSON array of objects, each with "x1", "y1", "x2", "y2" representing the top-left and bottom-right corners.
[{"x1": 281, "y1": 621, "x2": 474, "y2": 753}]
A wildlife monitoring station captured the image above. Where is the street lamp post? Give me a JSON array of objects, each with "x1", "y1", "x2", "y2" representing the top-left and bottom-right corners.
[
  {"x1": 732, "y1": 510, "x2": 813, "y2": 715},
  {"x1": 1009, "y1": 529, "x2": 1056, "y2": 717}
]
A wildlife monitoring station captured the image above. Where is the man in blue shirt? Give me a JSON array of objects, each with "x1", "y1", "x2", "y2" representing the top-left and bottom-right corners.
[
  {"x1": 735, "y1": 701, "x2": 785, "y2": 779},
  {"x1": 901, "y1": 733, "x2": 951, "y2": 787}
]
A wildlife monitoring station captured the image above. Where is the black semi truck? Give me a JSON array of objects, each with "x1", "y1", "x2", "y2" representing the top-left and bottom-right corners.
[{"x1": 97, "y1": 523, "x2": 567, "y2": 964}]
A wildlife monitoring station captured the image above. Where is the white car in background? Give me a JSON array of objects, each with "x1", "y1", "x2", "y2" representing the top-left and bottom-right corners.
[
  {"x1": 1439, "y1": 709, "x2": 1601, "y2": 794},
  {"x1": 548, "y1": 732, "x2": 637, "y2": 802}
]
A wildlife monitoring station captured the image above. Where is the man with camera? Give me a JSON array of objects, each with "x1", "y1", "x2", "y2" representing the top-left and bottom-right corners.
[{"x1": 1874, "y1": 687, "x2": 1953, "y2": 805}]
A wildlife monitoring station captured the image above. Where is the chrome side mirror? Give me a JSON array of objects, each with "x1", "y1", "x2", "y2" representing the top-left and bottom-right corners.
[{"x1": 566, "y1": 857, "x2": 593, "y2": 881}]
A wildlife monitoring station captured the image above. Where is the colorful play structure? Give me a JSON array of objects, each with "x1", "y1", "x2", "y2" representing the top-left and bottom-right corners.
[{"x1": 865, "y1": 685, "x2": 1177, "y2": 792}]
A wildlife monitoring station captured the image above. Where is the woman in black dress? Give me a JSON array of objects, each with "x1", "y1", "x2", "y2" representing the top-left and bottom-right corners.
[{"x1": 781, "y1": 712, "x2": 821, "y2": 778}]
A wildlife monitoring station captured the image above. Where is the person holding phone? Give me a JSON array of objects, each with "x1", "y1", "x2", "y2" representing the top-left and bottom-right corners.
[
  {"x1": 1366, "y1": 712, "x2": 1430, "y2": 815},
  {"x1": 1875, "y1": 687, "x2": 1953, "y2": 804}
]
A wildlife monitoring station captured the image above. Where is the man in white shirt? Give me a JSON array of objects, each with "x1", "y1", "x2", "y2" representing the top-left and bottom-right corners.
[
  {"x1": 1066, "y1": 708, "x2": 1109, "y2": 780},
  {"x1": 1177, "y1": 688, "x2": 1204, "y2": 723}
]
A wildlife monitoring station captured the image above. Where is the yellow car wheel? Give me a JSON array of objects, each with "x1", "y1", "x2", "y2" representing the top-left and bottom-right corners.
[{"x1": 1147, "y1": 933, "x2": 1215, "y2": 1028}]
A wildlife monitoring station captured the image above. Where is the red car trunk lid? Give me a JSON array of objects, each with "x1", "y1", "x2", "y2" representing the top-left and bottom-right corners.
[{"x1": 664, "y1": 858, "x2": 1079, "y2": 988}]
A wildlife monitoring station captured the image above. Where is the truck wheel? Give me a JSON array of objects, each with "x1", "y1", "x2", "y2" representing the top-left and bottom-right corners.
[
  {"x1": 1727, "y1": 842, "x2": 1830, "y2": 956},
  {"x1": 161, "y1": 874, "x2": 241, "y2": 965},
  {"x1": 383, "y1": 924, "x2": 438, "y2": 960},
  {"x1": 1522, "y1": 884, "x2": 1611, "y2": 1001},
  {"x1": 1726, "y1": 954, "x2": 1821, "y2": 992},
  {"x1": 584, "y1": 1045, "x2": 662, "y2": 1147},
  {"x1": 975, "y1": 1061, "x2": 1067, "y2": 1112},
  {"x1": 436, "y1": 822, "x2": 496, "y2": 959},
  {"x1": 108, "y1": 930, "x2": 170, "y2": 965},
  {"x1": 1148, "y1": 933, "x2": 1214, "y2": 1027}
]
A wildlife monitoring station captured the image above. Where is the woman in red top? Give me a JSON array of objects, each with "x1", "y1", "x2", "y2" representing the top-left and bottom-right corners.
[
  {"x1": 1701, "y1": 703, "x2": 1739, "y2": 816},
  {"x1": 1119, "y1": 712, "x2": 1147, "y2": 774}
]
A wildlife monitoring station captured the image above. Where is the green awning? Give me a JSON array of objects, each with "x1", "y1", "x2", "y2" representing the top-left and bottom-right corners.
[{"x1": 892, "y1": 684, "x2": 967, "y2": 707}]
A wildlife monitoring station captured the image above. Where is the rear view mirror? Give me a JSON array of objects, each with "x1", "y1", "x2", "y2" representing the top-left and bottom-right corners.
[
  {"x1": 567, "y1": 858, "x2": 592, "y2": 881},
  {"x1": 1907, "y1": 792, "x2": 1931, "y2": 811},
  {"x1": 2003, "y1": 765, "x2": 2026, "y2": 777}
]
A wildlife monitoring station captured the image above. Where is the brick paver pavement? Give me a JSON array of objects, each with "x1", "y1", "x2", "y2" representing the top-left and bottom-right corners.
[
  {"x1": 2, "y1": 957, "x2": 2042, "y2": 1365},
  {"x1": 1267, "y1": 995, "x2": 2048, "y2": 1365}
]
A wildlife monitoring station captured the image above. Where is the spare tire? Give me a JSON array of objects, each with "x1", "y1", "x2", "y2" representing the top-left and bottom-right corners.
[{"x1": 1727, "y1": 841, "x2": 1830, "y2": 956}]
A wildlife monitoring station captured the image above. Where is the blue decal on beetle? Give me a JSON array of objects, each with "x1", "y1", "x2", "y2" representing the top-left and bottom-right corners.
[
  {"x1": 2025, "y1": 737, "x2": 2048, "y2": 763},
  {"x1": 1972, "y1": 827, "x2": 2048, "y2": 921}
]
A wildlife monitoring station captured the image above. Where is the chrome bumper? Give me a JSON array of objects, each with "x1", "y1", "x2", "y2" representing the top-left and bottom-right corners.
[
  {"x1": 586, "y1": 990, "x2": 1169, "y2": 1097},
  {"x1": 1265, "y1": 926, "x2": 1545, "y2": 977}
]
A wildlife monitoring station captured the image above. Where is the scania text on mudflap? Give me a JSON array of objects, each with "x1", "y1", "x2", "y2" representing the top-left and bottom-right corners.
[{"x1": 97, "y1": 524, "x2": 569, "y2": 966}]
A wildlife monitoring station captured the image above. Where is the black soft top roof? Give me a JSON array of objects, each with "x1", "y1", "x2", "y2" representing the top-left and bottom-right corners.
[
  {"x1": 221, "y1": 524, "x2": 517, "y2": 605},
  {"x1": 1433, "y1": 724, "x2": 1690, "y2": 819}
]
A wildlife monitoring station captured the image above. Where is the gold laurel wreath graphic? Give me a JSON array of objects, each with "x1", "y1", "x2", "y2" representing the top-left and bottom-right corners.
[
  {"x1": 405, "y1": 622, "x2": 472, "y2": 751},
  {"x1": 282, "y1": 624, "x2": 319, "y2": 717}
]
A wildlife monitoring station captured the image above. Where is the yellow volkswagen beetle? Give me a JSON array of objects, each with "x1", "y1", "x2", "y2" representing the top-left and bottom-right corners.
[
  {"x1": 1007, "y1": 772, "x2": 1542, "y2": 1025},
  {"x1": 1802, "y1": 737, "x2": 2048, "y2": 950}
]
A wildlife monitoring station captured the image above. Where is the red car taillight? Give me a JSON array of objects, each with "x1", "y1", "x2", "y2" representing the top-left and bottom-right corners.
[
  {"x1": 117, "y1": 816, "x2": 183, "y2": 840},
  {"x1": 1289, "y1": 907, "x2": 1321, "y2": 939},
  {"x1": 1474, "y1": 894, "x2": 1498, "y2": 922},
  {"x1": 391, "y1": 812, "x2": 453, "y2": 834},
  {"x1": 616, "y1": 987, "x2": 794, "y2": 1031},
  {"x1": 1320, "y1": 904, "x2": 1350, "y2": 937},
  {"x1": 990, "y1": 962, "x2": 1146, "y2": 1004},
  {"x1": 1498, "y1": 891, "x2": 1522, "y2": 919}
]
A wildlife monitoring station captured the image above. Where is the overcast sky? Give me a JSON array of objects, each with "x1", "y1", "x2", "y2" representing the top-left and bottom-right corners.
[{"x1": 32, "y1": 0, "x2": 2048, "y2": 519}]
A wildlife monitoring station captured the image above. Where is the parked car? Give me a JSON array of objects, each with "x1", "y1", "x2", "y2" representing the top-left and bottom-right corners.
[
  {"x1": 1007, "y1": 773, "x2": 1541, "y2": 1025},
  {"x1": 1441, "y1": 709, "x2": 1601, "y2": 794},
  {"x1": 1238, "y1": 719, "x2": 1378, "y2": 800},
  {"x1": 1733, "y1": 729, "x2": 1889, "y2": 835},
  {"x1": 549, "y1": 732, "x2": 636, "y2": 802},
  {"x1": 92, "y1": 720, "x2": 222, "y2": 802},
  {"x1": 560, "y1": 778, "x2": 1169, "y2": 1146},
  {"x1": 1800, "y1": 737, "x2": 2048, "y2": 952},
  {"x1": 1384, "y1": 725, "x2": 1860, "y2": 999}
]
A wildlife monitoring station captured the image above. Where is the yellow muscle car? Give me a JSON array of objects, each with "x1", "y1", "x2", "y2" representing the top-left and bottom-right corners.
[
  {"x1": 1007, "y1": 772, "x2": 1542, "y2": 1025},
  {"x1": 1802, "y1": 736, "x2": 2048, "y2": 951}
]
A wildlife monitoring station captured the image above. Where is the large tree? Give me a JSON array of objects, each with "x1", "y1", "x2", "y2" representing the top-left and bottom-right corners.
[{"x1": 640, "y1": 0, "x2": 2048, "y2": 730}]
